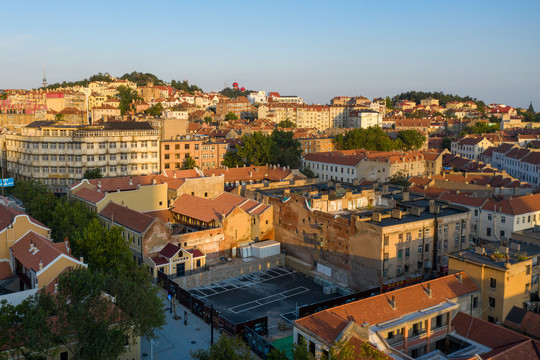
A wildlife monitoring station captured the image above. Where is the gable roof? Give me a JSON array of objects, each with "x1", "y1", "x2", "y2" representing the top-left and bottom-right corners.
[
  {"x1": 99, "y1": 202, "x2": 155, "y2": 233},
  {"x1": 10, "y1": 232, "x2": 80, "y2": 273},
  {"x1": 295, "y1": 272, "x2": 478, "y2": 344},
  {"x1": 0, "y1": 203, "x2": 46, "y2": 232}
]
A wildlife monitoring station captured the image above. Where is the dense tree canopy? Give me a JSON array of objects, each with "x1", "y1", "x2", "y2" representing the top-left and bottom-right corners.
[
  {"x1": 5, "y1": 181, "x2": 165, "y2": 358},
  {"x1": 120, "y1": 71, "x2": 164, "y2": 86},
  {"x1": 83, "y1": 167, "x2": 103, "y2": 179},
  {"x1": 270, "y1": 130, "x2": 302, "y2": 168},
  {"x1": 397, "y1": 130, "x2": 426, "y2": 150},
  {"x1": 334, "y1": 127, "x2": 401, "y2": 151},
  {"x1": 191, "y1": 334, "x2": 254, "y2": 360},
  {"x1": 391, "y1": 91, "x2": 485, "y2": 108},
  {"x1": 225, "y1": 112, "x2": 239, "y2": 121},
  {"x1": 222, "y1": 151, "x2": 244, "y2": 168},
  {"x1": 277, "y1": 119, "x2": 296, "y2": 128},
  {"x1": 117, "y1": 85, "x2": 141, "y2": 116},
  {"x1": 182, "y1": 155, "x2": 197, "y2": 169},
  {"x1": 235, "y1": 130, "x2": 302, "y2": 168},
  {"x1": 171, "y1": 79, "x2": 202, "y2": 93},
  {"x1": 219, "y1": 87, "x2": 253, "y2": 99},
  {"x1": 461, "y1": 121, "x2": 499, "y2": 135},
  {"x1": 146, "y1": 102, "x2": 163, "y2": 117}
]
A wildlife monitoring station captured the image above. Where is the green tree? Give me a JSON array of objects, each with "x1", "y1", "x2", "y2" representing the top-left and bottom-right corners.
[
  {"x1": 292, "y1": 338, "x2": 315, "y2": 360},
  {"x1": 11, "y1": 180, "x2": 57, "y2": 225},
  {"x1": 120, "y1": 71, "x2": 164, "y2": 87},
  {"x1": 389, "y1": 170, "x2": 410, "y2": 188},
  {"x1": 146, "y1": 102, "x2": 163, "y2": 117},
  {"x1": 442, "y1": 137, "x2": 453, "y2": 150},
  {"x1": 55, "y1": 113, "x2": 65, "y2": 122},
  {"x1": 267, "y1": 348, "x2": 289, "y2": 360},
  {"x1": 385, "y1": 96, "x2": 394, "y2": 110},
  {"x1": 204, "y1": 116, "x2": 213, "y2": 124},
  {"x1": 225, "y1": 112, "x2": 239, "y2": 121},
  {"x1": 300, "y1": 166, "x2": 316, "y2": 178},
  {"x1": 277, "y1": 119, "x2": 296, "y2": 128},
  {"x1": 329, "y1": 339, "x2": 356, "y2": 360},
  {"x1": 49, "y1": 199, "x2": 96, "y2": 244},
  {"x1": 182, "y1": 155, "x2": 197, "y2": 169},
  {"x1": 84, "y1": 167, "x2": 103, "y2": 179},
  {"x1": 191, "y1": 334, "x2": 254, "y2": 360},
  {"x1": 117, "y1": 85, "x2": 141, "y2": 116},
  {"x1": 270, "y1": 130, "x2": 302, "y2": 168},
  {"x1": 222, "y1": 151, "x2": 244, "y2": 168},
  {"x1": 397, "y1": 130, "x2": 426, "y2": 150},
  {"x1": 75, "y1": 219, "x2": 133, "y2": 273},
  {"x1": 171, "y1": 79, "x2": 202, "y2": 93},
  {"x1": 528, "y1": 102, "x2": 535, "y2": 113},
  {"x1": 237, "y1": 132, "x2": 272, "y2": 166},
  {"x1": 334, "y1": 127, "x2": 400, "y2": 151}
]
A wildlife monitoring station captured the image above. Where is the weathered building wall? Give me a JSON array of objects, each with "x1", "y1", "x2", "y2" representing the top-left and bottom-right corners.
[
  {"x1": 173, "y1": 253, "x2": 285, "y2": 289},
  {"x1": 172, "y1": 228, "x2": 224, "y2": 262},
  {"x1": 143, "y1": 220, "x2": 172, "y2": 257}
]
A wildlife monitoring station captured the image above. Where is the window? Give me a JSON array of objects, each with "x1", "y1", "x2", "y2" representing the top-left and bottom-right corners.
[
  {"x1": 488, "y1": 214, "x2": 492, "y2": 221},
  {"x1": 418, "y1": 230, "x2": 423, "y2": 238},
  {"x1": 99, "y1": 143, "x2": 106, "y2": 149},
  {"x1": 60, "y1": 351, "x2": 68, "y2": 360},
  {"x1": 405, "y1": 248, "x2": 410, "y2": 257},
  {"x1": 474, "y1": 209, "x2": 478, "y2": 216},
  {"x1": 473, "y1": 296, "x2": 478, "y2": 308},
  {"x1": 425, "y1": 244, "x2": 429, "y2": 252},
  {"x1": 387, "y1": 331, "x2": 394, "y2": 339},
  {"x1": 418, "y1": 245, "x2": 422, "y2": 254},
  {"x1": 397, "y1": 250, "x2": 402, "y2": 259},
  {"x1": 164, "y1": 145, "x2": 170, "y2": 150},
  {"x1": 488, "y1": 316, "x2": 495, "y2": 323},
  {"x1": 384, "y1": 236, "x2": 389, "y2": 246},
  {"x1": 501, "y1": 216, "x2": 506, "y2": 223},
  {"x1": 500, "y1": 230, "x2": 505, "y2": 237},
  {"x1": 397, "y1": 266, "x2": 402, "y2": 275},
  {"x1": 487, "y1": 227, "x2": 492, "y2": 237},
  {"x1": 490, "y1": 278, "x2": 496, "y2": 289},
  {"x1": 455, "y1": 223, "x2": 460, "y2": 231},
  {"x1": 527, "y1": 265, "x2": 531, "y2": 275},
  {"x1": 489, "y1": 297, "x2": 496, "y2": 308},
  {"x1": 425, "y1": 229, "x2": 430, "y2": 236},
  {"x1": 525, "y1": 283, "x2": 530, "y2": 294},
  {"x1": 436, "y1": 315, "x2": 443, "y2": 328}
]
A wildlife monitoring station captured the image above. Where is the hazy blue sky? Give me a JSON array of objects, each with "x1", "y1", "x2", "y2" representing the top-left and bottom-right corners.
[{"x1": 1, "y1": 0, "x2": 539, "y2": 108}]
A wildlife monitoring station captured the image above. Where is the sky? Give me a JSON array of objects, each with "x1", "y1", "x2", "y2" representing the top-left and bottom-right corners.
[{"x1": 1, "y1": 0, "x2": 539, "y2": 108}]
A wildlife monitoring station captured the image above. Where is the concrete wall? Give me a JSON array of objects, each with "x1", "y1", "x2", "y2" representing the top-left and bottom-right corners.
[
  {"x1": 173, "y1": 253, "x2": 285, "y2": 289},
  {"x1": 177, "y1": 176, "x2": 224, "y2": 200}
]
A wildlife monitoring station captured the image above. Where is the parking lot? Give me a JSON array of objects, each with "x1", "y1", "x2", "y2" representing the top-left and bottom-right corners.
[{"x1": 188, "y1": 267, "x2": 342, "y2": 337}]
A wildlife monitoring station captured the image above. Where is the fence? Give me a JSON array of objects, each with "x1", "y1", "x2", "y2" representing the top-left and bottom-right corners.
[{"x1": 158, "y1": 274, "x2": 270, "y2": 338}]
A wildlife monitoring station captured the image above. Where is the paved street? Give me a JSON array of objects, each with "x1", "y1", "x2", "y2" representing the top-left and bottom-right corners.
[{"x1": 141, "y1": 293, "x2": 213, "y2": 360}]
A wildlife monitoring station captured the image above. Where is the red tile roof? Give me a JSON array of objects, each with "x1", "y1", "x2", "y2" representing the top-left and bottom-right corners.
[
  {"x1": 10, "y1": 232, "x2": 79, "y2": 273},
  {"x1": 186, "y1": 248, "x2": 205, "y2": 258},
  {"x1": 159, "y1": 243, "x2": 181, "y2": 259},
  {"x1": 295, "y1": 272, "x2": 478, "y2": 344},
  {"x1": 0, "y1": 203, "x2": 46, "y2": 232},
  {"x1": 72, "y1": 187, "x2": 106, "y2": 204},
  {"x1": 481, "y1": 193, "x2": 540, "y2": 215},
  {"x1": 453, "y1": 312, "x2": 540, "y2": 359},
  {"x1": 99, "y1": 202, "x2": 155, "y2": 233}
]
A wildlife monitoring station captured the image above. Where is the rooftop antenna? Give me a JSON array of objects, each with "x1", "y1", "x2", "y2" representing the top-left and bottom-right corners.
[{"x1": 42, "y1": 65, "x2": 47, "y2": 88}]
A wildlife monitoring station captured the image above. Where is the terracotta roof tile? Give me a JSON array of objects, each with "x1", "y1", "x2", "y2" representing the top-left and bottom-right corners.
[
  {"x1": 295, "y1": 272, "x2": 478, "y2": 344},
  {"x1": 10, "y1": 232, "x2": 78, "y2": 272},
  {"x1": 0, "y1": 262, "x2": 13, "y2": 280},
  {"x1": 99, "y1": 202, "x2": 155, "y2": 233},
  {"x1": 159, "y1": 243, "x2": 181, "y2": 258}
]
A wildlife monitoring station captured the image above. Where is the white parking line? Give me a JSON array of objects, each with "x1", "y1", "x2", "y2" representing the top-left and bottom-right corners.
[{"x1": 228, "y1": 286, "x2": 309, "y2": 314}]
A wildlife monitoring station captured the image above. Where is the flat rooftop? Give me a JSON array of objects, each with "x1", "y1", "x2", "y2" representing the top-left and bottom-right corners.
[
  {"x1": 188, "y1": 267, "x2": 341, "y2": 326},
  {"x1": 449, "y1": 242, "x2": 540, "y2": 270}
]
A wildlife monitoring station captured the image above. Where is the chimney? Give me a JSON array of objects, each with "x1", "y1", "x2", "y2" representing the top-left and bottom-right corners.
[
  {"x1": 391, "y1": 209, "x2": 402, "y2": 220},
  {"x1": 173, "y1": 172, "x2": 177, "y2": 178},
  {"x1": 425, "y1": 283, "x2": 432, "y2": 298},
  {"x1": 129, "y1": 177, "x2": 133, "y2": 185},
  {"x1": 38, "y1": 258, "x2": 43, "y2": 271},
  {"x1": 80, "y1": 256, "x2": 84, "y2": 263},
  {"x1": 152, "y1": 178, "x2": 157, "y2": 185},
  {"x1": 97, "y1": 180, "x2": 101, "y2": 188},
  {"x1": 402, "y1": 192, "x2": 409, "y2": 201},
  {"x1": 389, "y1": 295, "x2": 396, "y2": 310},
  {"x1": 371, "y1": 212, "x2": 382, "y2": 223},
  {"x1": 116, "y1": 187, "x2": 120, "y2": 192},
  {"x1": 456, "y1": 272, "x2": 463, "y2": 283},
  {"x1": 64, "y1": 239, "x2": 70, "y2": 254}
]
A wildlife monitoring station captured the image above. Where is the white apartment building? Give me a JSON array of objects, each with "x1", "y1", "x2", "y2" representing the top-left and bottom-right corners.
[
  {"x1": 1, "y1": 121, "x2": 160, "y2": 193},
  {"x1": 451, "y1": 137, "x2": 493, "y2": 161},
  {"x1": 346, "y1": 110, "x2": 382, "y2": 129},
  {"x1": 247, "y1": 91, "x2": 267, "y2": 104}
]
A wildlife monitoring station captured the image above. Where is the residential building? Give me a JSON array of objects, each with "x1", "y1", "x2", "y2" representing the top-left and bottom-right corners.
[
  {"x1": 346, "y1": 110, "x2": 382, "y2": 129},
  {"x1": 293, "y1": 272, "x2": 481, "y2": 359},
  {"x1": 170, "y1": 192, "x2": 273, "y2": 258},
  {"x1": 204, "y1": 165, "x2": 301, "y2": 191},
  {"x1": 1, "y1": 121, "x2": 160, "y2": 193},
  {"x1": 268, "y1": 92, "x2": 304, "y2": 104},
  {"x1": 98, "y1": 201, "x2": 171, "y2": 265},
  {"x1": 302, "y1": 150, "x2": 427, "y2": 183},
  {"x1": 451, "y1": 136, "x2": 494, "y2": 161},
  {"x1": 449, "y1": 243, "x2": 540, "y2": 323},
  {"x1": 90, "y1": 104, "x2": 121, "y2": 122},
  {"x1": 420, "y1": 97, "x2": 440, "y2": 106},
  {"x1": 243, "y1": 181, "x2": 470, "y2": 291},
  {"x1": 246, "y1": 91, "x2": 267, "y2": 104},
  {"x1": 10, "y1": 232, "x2": 86, "y2": 290},
  {"x1": 216, "y1": 97, "x2": 256, "y2": 120},
  {"x1": 146, "y1": 243, "x2": 206, "y2": 279},
  {"x1": 160, "y1": 138, "x2": 229, "y2": 170},
  {"x1": 297, "y1": 136, "x2": 335, "y2": 155}
]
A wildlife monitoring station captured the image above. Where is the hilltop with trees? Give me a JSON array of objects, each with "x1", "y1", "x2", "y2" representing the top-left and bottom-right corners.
[{"x1": 391, "y1": 91, "x2": 486, "y2": 110}]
